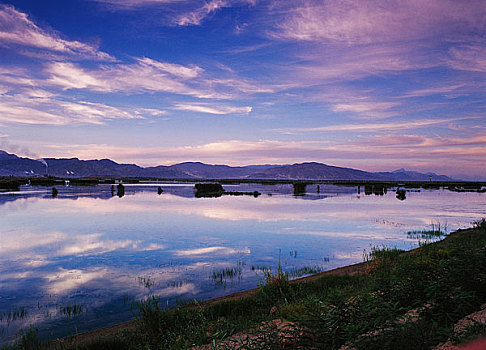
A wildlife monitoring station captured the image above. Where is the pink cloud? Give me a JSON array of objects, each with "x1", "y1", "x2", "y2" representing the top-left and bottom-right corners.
[
  {"x1": 177, "y1": 0, "x2": 228, "y2": 26},
  {"x1": 44, "y1": 58, "x2": 272, "y2": 98},
  {"x1": 0, "y1": 5, "x2": 114, "y2": 61},
  {"x1": 91, "y1": 0, "x2": 184, "y2": 7},
  {"x1": 37, "y1": 136, "x2": 486, "y2": 178},
  {"x1": 332, "y1": 101, "x2": 400, "y2": 114},
  {"x1": 401, "y1": 83, "x2": 468, "y2": 98},
  {"x1": 266, "y1": 0, "x2": 486, "y2": 89},
  {"x1": 277, "y1": 117, "x2": 471, "y2": 134},
  {"x1": 279, "y1": 44, "x2": 436, "y2": 86},
  {"x1": 446, "y1": 45, "x2": 486, "y2": 72},
  {"x1": 0, "y1": 92, "x2": 162, "y2": 125},
  {"x1": 45, "y1": 60, "x2": 212, "y2": 97},
  {"x1": 173, "y1": 0, "x2": 256, "y2": 26},
  {"x1": 173, "y1": 103, "x2": 252, "y2": 115},
  {"x1": 272, "y1": 0, "x2": 486, "y2": 44}
]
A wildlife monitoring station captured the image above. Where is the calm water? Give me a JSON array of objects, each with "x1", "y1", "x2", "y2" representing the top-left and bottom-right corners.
[{"x1": 0, "y1": 183, "x2": 485, "y2": 343}]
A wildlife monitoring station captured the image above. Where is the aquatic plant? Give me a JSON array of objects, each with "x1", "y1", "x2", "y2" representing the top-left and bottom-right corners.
[
  {"x1": 59, "y1": 304, "x2": 83, "y2": 317},
  {"x1": 223, "y1": 190, "x2": 261, "y2": 197},
  {"x1": 407, "y1": 224, "x2": 446, "y2": 239},
  {"x1": 211, "y1": 261, "x2": 244, "y2": 286},
  {"x1": 138, "y1": 276, "x2": 155, "y2": 289},
  {"x1": 0, "y1": 308, "x2": 28, "y2": 325}
]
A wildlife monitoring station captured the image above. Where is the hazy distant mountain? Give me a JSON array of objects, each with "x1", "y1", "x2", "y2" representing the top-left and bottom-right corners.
[
  {"x1": 168, "y1": 162, "x2": 282, "y2": 179},
  {"x1": 375, "y1": 168, "x2": 452, "y2": 181},
  {"x1": 247, "y1": 162, "x2": 387, "y2": 180},
  {"x1": 0, "y1": 150, "x2": 454, "y2": 181}
]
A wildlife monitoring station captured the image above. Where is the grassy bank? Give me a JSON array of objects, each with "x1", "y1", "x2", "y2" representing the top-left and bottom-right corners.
[{"x1": 5, "y1": 220, "x2": 486, "y2": 350}]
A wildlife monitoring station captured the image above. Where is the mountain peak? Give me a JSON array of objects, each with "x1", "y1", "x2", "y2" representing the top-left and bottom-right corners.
[
  {"x1": 0, "y1": 150, "x2": 20, "y2": 160},
  {"x1": 0, "y1": 150, "x2": 454, "y2": 181}
]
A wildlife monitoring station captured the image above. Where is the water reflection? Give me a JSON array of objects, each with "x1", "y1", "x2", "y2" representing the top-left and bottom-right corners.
[{"x1": 0, "y1": 184, "x2": 485, "y2": 343}]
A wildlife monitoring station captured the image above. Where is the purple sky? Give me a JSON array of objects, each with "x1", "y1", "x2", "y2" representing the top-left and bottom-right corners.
[{"x1": 0, "y1": 0, "x2": 485, "y2": 179}]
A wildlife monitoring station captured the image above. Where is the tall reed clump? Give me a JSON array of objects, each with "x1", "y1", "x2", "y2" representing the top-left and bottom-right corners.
[
  {"x1": 135, "y1": 296, "x2": 210, "y2": 349},
  {"x1": 363, "y1": 246, "x2": 404, "y2": 274},
  {"x1": 257, "y1": 254, "x2": 295, "y2": 305},
  {"x1": 302, "y1": 224, "x2": 486, "y2": 350}
]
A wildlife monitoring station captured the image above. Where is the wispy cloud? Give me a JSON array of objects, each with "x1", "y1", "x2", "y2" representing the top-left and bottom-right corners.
[
  {"x1": 0, "y1": 57, "x2": 262, "y2": 124},
  {"x1": 264, "y1": 0, "x2": 486, "y2": 93},
  {"x1": 44, "y1": 59, "x2": 267, "y2": 99},
  {"x1": 92, "y1": 0, "x2": 256, "y2": 28},
  {"x1": 0, "y1": 92, "x2": 161, "y2": 125},
  {"x1": 331, "y1": 101, "x2": 400, "y2": 114},
  {"x1": 0, "y1": 96, "x2": 68, "y2": 125},
  {"x1": 0, "y1": 5, "x2": 268, "y2": 99},
  {"x1": 281, "y1": 44, "x2": 434, "y2": 85},
  {"x1": 44, "y1": 59, "x2": 211, "y2": 96},
  {"x1": 46, "y1": 62, "x2": 109, "y2": 91},
  {"x1": 402, "y1": 84, "x2": 468, "y2": 98},
  {"x1": 177, "y1": 0, "x2": 228, "y2": 26},
  {"x1": 91, "y1": 0, "x2": 184, "y2": 8},
  {"x1": 175, "y1": 0, "x2": 256, "y2": 26},
  {"x1": 0, "y1": 67, "x2": 37, "y2": 87},
  {"x1": 173, "y1": 103, "x2": 251, "y2": 115},
  {"x1": 0, "y1": 5, "x2": 113, "y2": 61},
  {"x1": 227, "y1": 43, "x2": 272, "y2": 54},
  {"x1": 271, "y1": 1, "x2": 486, "y2": 44},
  {"x1": 277, "y1": 118, "x2": 470, "y2": 134},
  {"x1": 446, "y1": 45, "x2": 486, "y2": 72}
]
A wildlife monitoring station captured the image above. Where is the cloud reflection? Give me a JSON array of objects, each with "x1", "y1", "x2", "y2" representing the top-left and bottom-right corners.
[
  {"x1": 56, "y1": 233, "x2": 138, "y2": 256},
  {"x1": 45, "y1": 267, "x2": 109, "y2": 295},
  {"x1": 173, "y1": 246, "x2": 250, "y2": 257}
]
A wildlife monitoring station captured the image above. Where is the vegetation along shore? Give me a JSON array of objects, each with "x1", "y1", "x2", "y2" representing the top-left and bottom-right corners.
[{"x1": 3, "y1": 220, "x2": 485, "y2": 349}]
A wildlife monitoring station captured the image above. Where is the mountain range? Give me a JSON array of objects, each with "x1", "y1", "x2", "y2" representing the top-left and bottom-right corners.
[{"x1": 0, "y1": 150, "x2": 453, "y2": 181}]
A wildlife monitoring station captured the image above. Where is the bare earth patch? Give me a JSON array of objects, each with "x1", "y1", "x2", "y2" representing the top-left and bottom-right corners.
[
  {"x1": 191, "y1": 319, "x2": 315, "y2": 350},
  {"x1": 434, "y1": 303, "x2": 486, "y2": 350}
]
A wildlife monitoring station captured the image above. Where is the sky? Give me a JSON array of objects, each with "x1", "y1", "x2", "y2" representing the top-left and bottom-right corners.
[{"x1": 0, "y1": 0, "x2": 485, "y2": 179}]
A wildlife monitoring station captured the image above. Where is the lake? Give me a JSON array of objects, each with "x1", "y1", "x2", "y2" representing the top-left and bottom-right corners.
[{"x1": 0, "y1": 183, "x2": 485, "y2": 343}]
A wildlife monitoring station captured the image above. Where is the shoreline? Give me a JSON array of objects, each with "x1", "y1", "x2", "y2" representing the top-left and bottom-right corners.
[{"x1": 55, "y1": 227, "x2": 472, "y2": 348}]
